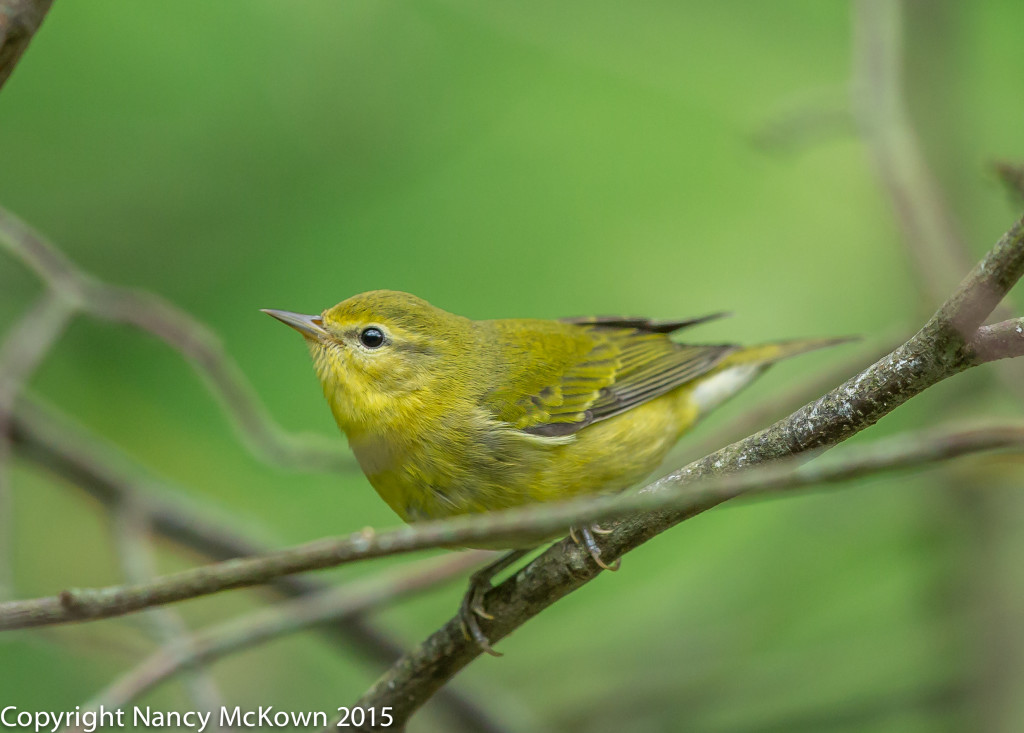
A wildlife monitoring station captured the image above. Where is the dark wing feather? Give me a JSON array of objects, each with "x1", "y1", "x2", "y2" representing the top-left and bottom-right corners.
[
  {"x1": 559, "y1": 312, "x2": 731, "y2": 334},
  {"x1": 510, "y1": 324, "x2": 736, "y2": 437},
  {"x1": 586, "y1": 343, "x2": 734, "y2": 423}
]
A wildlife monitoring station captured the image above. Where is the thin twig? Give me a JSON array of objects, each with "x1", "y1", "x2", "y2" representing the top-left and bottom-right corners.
[
  {"x1": 3, "y1": 416, "x2": 1024, "y2": 633},
  {"x1": 0, "y1": 0, "x2": 52, "y2": 90},
  {"x1": 993, "y1": 160, "x2": 1024, "y2": 206},
  {"x1": 113, "y1": 501, "x2": 224, "y2": 730},
  {"x1": 853, "y1": 9, "x2": 1024, "y2": 725},
  {"x1": 970, "y1": 318, "x2": 1024, "y2": 363},
  {"x1": 1, "y1": 212, "x2": 1020, "y2": 727},
  {"x1": 0, "y1": 292, "x2": 73, "y2": 399},
  {"x1": 4, "y1": 397, "x2": 507, "y2": 733},
  {"x1": 851, "y1": 0, "x2": 972, "y2": 308},
  {"x1": 752, "y1": 92, "x2": 854, "y2": 153},
  {"x1": 0, "y1": 291, "x2": 75, "y2": 599},
  {"x1": 851, "y1": 0, "x2": 1024, "y2": 406},
  {"x1": 71, "y1": 552, "x2": 487, "y2": 722},
  {"x1": 7, "y1": 396, "x2": 510, "y2": 733},
  {"x1": 677, "y1": 335, "x2": 899, "y2": 464},
  {"x1": 850, "y1": 17, "x2": 1024, "y2": 725},
  {"x1": 0, "y1": 206, "x2": 352, "y2": 472}
]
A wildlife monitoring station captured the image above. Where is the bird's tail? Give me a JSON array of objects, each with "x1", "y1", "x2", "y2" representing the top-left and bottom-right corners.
[
  {"x1": 722, "y1": 336, "x2": 858, "y2": 367},
  {"x1": 686, "y1": 336, "x2": 856, "y2": 419}
]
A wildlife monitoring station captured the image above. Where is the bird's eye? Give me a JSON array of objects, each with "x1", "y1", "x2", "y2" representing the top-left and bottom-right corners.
[{"x1": 359, "y1": 327, "x2": 386, "y2": 349}]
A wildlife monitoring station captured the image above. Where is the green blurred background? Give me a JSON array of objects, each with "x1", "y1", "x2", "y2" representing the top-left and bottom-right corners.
[{"x1": 2, "y1": 1, "x2": 1023, "y2": 731}]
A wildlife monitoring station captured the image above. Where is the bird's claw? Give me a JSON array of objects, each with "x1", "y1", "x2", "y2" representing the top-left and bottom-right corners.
[
  {"x1": 471, "y1": 595, "x2": 494, "y2": 620},
  {"x1": 571, "y1": 524, "x2": 621, "y2": 571},
  {"x1": 457, "y1": 548, "x2": 532, "y2": 657},
  {"x1": 459, "y1": 579, "x2": 502, "y2": 656}
]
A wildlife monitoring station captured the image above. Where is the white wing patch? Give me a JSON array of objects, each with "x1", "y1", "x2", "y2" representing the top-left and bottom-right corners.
[{"x1": 690, "y1": 364, "x2": 763, "y2": 416}]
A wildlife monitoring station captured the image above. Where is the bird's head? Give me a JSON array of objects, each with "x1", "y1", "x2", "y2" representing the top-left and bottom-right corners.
[{"x1": 263, "y1": 290, "x2": 475, "y2": 436}]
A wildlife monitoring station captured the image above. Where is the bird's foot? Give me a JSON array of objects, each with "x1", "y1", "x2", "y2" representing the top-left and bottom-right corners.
[
  {"x1": 458, "y1": 548, "x2": 531, "y2": 657},
  {"x1": 570, "y1": 524, "x2": 621, "y2": 571}
]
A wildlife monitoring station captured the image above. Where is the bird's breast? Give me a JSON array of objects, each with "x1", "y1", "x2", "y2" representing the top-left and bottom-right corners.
[{"x1": 347, "y1": 414, "x2": 550, "y2": 522}]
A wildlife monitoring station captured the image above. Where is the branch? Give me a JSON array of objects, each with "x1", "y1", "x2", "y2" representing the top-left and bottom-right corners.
[
  {"x1": 849, "y1": 15, "x2": 1024, "y2": 726},
  {"x1": 994, "y1": 160, "x2": 1024, "y2": 205},
  {"x1": 851, "y1": 0, "x2": 1024, "y2": 407},
  {"x1": 112, "y1": 502, "x2": 225, "y2": 729},
  {"x1": 969, "y1": 318, "x2": 1024, "y2": 363},
  {"x1": 7, "y1": 397, "x2": 510, "y2": 733},
  {"x1": 351, "y1": 215, "x2": 1024, "y2": 728},
  {"x1": 0, "y1": 206, "x2": 352, "y2": 471},
  {"x1": 62, "y1": 553, "x2": 486, "y2": 733},
  {"x1": 1, "y1": 209, "x2": 1020, "y2": 722},
  {"x1": 0, "y1": 0, "x2": 52, "y2": 90},
  {"x1": 0, "y1": 291, "x2": 75, "y2": 598},
  {"x1": 3, "y1": 412, "x2": 1024, "y2": 634},
  {"x1": 752, "y1": 91, "x2": 854, "y2": 153},
  {"x1": 851, "y1": 0, "x2": 972, "y2": 308},
  {"x1": 0, "y1": 291, "x2": 74, "y2": 404},
  {"x1": 679, "y1": 334, "x2": 901, "y2": 464}
]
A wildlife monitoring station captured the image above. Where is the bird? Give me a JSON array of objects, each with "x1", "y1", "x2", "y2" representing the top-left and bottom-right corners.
[{"x1": 264, "y1": 289, "x2": 847, "y2": 653}]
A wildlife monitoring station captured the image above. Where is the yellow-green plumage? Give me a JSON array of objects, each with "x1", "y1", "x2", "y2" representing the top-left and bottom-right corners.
[{"x1": 265, "y1": 290, "x2": 842, "y2": 527}]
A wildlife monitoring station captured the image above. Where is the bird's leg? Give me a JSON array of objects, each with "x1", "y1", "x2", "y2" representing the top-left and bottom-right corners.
[
  {"x1": 459, "y1": 548, "x2": 533, "y2": 657},
  {"x1": 571, "y1": 524, "x2": 621, "y2": 571}
]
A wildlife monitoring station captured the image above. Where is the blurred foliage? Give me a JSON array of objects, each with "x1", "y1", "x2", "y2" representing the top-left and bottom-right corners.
[{"x1": 1, "y1": 1, "x2": 1023, "y2": 731}]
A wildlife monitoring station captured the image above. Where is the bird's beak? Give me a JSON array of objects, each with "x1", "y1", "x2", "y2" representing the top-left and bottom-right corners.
[{"x1": 261, "y1": 309, "x2": 328, "y2": 338}]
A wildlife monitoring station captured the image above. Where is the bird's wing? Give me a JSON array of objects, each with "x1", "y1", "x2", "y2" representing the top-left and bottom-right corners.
[
  {"x1": 559, "y1": 312, "x2": 730, "y2": 334},
  {"x1": 482, "y1": 320, "x2": 736, "y2": 438}
]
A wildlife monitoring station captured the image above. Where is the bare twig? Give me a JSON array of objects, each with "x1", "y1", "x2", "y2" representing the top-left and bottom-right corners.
[
  {"x1": 7, "y1": 397, "x2": 509, "y2": 733},
  {"x1": 993, "y1": 160, "x2": 1024, "y2": 205},
  {"x1": 0, "y1": 292, "x2": 73, "y2": 400},
  {"x1": 113, "y1": 502, "x2": 224, "y2": 730},
  {"x1": 0, "y1": 206, "x2": 352, "y2": 472},
  {"x1": 969, "y1": 318, "x2": 1024, "y2": 363},
  {"x1": 0, "y1": 291, "x2": 74, "y2": 598},
  {"x1": 851, "y1": 0, "x2": 972, "y2": 308},
  {"x1": 0, "y1": 0, "x2": 52, "y2": 90},
  {"x1": 752, "y1": 93, "x2": 854, "y2": 153},
  {"x1": 1, "y1": 213, "x2": 1020, "y2": 727},
  {"x1": 850, "y1": 15, "x2": 1024, "y2": 726},
  {"x1": 677, "y1": 334, "x2": 899, "y2": 464},
  {"x1": 851, "y1": 0, "x2": 1024, "y2": 407},
  {"x1": 3, "y1": 413, "x2": 1024, "y2": 634},
  {"x1": 349, "y1": 215, "x2": 1024, "y2": 728},
  {"x1": 62, "y1": 552, "x2": 486, "y2": 733}
]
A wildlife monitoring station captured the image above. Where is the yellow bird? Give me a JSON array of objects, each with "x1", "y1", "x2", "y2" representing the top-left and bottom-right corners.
[{"x1": 264, "y1": 290, "x2": 844, "y2": 652}]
